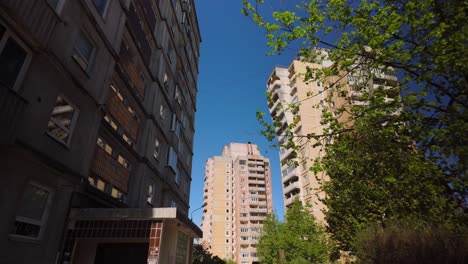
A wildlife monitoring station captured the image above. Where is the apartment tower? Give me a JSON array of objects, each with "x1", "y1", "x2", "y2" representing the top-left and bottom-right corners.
[
  {"x1": 266, "y1": 50, "x2": 397, "y2": 222},
  {"x1": 201, "y1": 142, "x2": 273, "y2": 264},
  {"x1": 0, "y1": 0, "x2": 201, "y2": 263}
]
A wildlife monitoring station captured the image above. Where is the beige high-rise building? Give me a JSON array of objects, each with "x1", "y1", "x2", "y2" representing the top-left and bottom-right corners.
[
  {"x1": 267, "y1": 49, "x2": 397, "y2": 223},
  {"x1": 201, "y1": 142, "x2": 273, "y2": 264}
]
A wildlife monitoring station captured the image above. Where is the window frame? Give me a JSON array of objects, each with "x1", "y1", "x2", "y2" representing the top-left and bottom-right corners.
[
  {"x1": 147, "y1": 183, "x2": 155, "y2": 205},
  {"x1": 46, "y1": 95, "x2": 80, "y2": 147},
  {"x1": 0, "y1": 25, "x2": 32, "y2": 91},
  {"x1": 10, "y1": 182, "x2": 54, "y2": 240},
  {"x1": 72, "y1": 30, "x2": 96, "y2": 73},
  {"x1": 153, "y1": 138, "x2": 161, "y2": 160}
]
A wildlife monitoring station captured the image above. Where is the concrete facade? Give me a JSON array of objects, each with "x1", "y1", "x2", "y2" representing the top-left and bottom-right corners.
[
  {"x1": 201, "y1": 143, "x2": 273, "y2": 264},
  {"x1": 0, "y1": 0, "x2": 201, "y2": 263}
]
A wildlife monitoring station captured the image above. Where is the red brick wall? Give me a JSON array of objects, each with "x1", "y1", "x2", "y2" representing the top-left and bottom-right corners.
[
  {"x1": 91, "y1": 147, "x2": 130, "y2": 192},
  {"x1": 119, "y1": 44, "x2": 146, "y2": 99},
  {"x1": 107, "y1": 93, "x2": 139, "y2": 141}
]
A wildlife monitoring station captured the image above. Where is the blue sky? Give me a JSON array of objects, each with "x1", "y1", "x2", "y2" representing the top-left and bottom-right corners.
[{"x1": 189, "y1": 0, "x2": 297, "y2": 224}]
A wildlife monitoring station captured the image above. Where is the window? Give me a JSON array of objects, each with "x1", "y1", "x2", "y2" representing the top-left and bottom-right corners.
[
  {"x1": 159, "y1": 104, "x2": 166, "y2": 119},
  {"x1": 166, "y1": 147, "x2": 177, "y2": 171},
  {"x1": 47, "y1": 0, "x2": 66, "y2": 13},
  {"x1": 92, "y1": 0, "x2": 109, "y2": 16},
  {"x1": 163, "y1": 73, "x2": 169, "y2": 90},
  {"x1": 175, "y1": 85, "x2": 182, "y2": 105},
  {"x1": 174, "y1": 166, "x2": 179, "y2": 185},
  {"x1": 73, "y1": 31, "x2": 95, "y2": 71},
  {"x1": 170, "y1": 200, "x2": 177, "y2": 208},
  {"x1": 0, "y1": 27, "x2": 30, "y2": 90},
  {"x1": 97, "y1": 137, "x2": 113, "y2": 155},
  {"x1": 117, "y1": 154, "x2": 130, "y2": 169},
  {"x1": 170, "y1": 113, "x2": 181, "y2": 137},
  {"x1": 153, "y1": 138, "x2": 161, "y2": 160},
  {"x1": 167, "y1": 44, "x2": 173, "y2": 64},
  {"x1": 147, "y1": 184, "x2": 154, "y2": 204},
  {"x1": 11, "y1": 183, "x2": 52, "y2": 239},
  {"x1": 111, "y1": 187, "x2": 124, "y2": 199},
  {"x1": 47, "y1": 95, "x2": 79, "y2": 145}
]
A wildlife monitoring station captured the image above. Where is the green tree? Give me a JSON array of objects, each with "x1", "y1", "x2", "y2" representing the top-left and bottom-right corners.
[
  {"x1": 192, "y1": 244, "x2": 225, "y2": 264},
  {"x1": 243, "y1": 0, "x2": 467, "y2": 253},
  {"x1": 257, "y1": 199, "x2": 335, "y2": 264}
]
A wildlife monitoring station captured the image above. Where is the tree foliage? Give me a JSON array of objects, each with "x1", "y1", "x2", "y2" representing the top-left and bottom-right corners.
[
  {"x1": 192, "y1": 244, "x2": 225, "y2": 264},
  {"x1": 243, "y1": 0, "x2": 467, "y2": 253},
  {"x1": 257, "y1": 199, "x2": 335, "y2": 264}
]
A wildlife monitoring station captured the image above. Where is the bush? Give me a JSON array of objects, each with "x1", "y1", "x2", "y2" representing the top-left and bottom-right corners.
[{"x1": 353, "y1": 221, "x2": 468, "y2": 264}]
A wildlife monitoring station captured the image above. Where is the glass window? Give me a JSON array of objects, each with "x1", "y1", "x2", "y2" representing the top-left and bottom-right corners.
[
  {"x1": 73, "y1": 31, "x2": 95, "y2": 70},
  {"x1": 12, "y1": 183, "x2": 51, "y2": 239},
  {"x1": 153, "y1": 138, "x2": 161, "y2": 160},
  {"x1": 117, "y1": 154, "x2": 129, "y2": 169},
  {"x1": 92, "y1": 0, "x2": 108, "y2": 16},
  {"x1": 166, "y1": 147, "x2": 177, "y2": 171},
  {"x1": 0, "y1": 37, "x2": 27, "y2": 89},
  {"x1": 47, "y1": 96, "x2": 78, "y2": 145},
  {"x1": 147, "y1": 184, "x2": 154, "y2": 204},
  {"x1": 159, "y1": 105, "x2": 166, "y2": 119}
]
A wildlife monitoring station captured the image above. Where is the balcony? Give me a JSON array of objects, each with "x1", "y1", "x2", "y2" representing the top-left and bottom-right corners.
[
  {"x1": 283, "y1": 181, "x2": 300, "y2": 195},
  {"x1": 280, "y1": 148, "x2": 294, "y2": 161},
  {"x1": 282, "y1": 165, "x2": 297, "y2": 182},
  {"x1": 250, "y1": 207, "x2": 268, "y2": 214},
  {"x1": 0, "y1": 84, "x2": 27, "y2": 144},
  {"x1": 268, "y1": 98, "x2": 280, "y2": 114},
  {"x1": 284, "y1": 193, "x2": 300, "y2": 207}
]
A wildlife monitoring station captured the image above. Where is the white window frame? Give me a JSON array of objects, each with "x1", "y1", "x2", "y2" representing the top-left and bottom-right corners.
[
  {"x1": 0, "y1": 25, "x2": 32, "y2": 91},
  {"x1": 46, "y1": 95, "x2": 80, "y2": 146},
  {"x1": 10, "y1": 182, "x2": 54, "y2": 240}
]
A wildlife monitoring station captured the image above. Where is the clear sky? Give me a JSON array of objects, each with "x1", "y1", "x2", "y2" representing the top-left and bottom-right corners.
[{"x1": 189, "y1": 0, "x2": 297, "y2": 225}]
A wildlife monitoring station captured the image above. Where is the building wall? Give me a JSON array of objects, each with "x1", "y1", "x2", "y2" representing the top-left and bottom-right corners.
[
  {"x1": 0, "y1": 0, "x2": 201, "y2": 263},
  {"x1": 201, "y1": 143, "x2": 273, "y2": 263}
]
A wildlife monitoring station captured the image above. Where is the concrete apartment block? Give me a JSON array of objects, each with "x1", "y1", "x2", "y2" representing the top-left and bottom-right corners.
[
  {"x1": 201, "y1": 143, "x2": 273, "y2": 264},
  {"x1": 0, "y1": 0, "x2": 201, "y2": 263},
  {"x1": 267, "y1": 50, "x2": 398, "y2": 223}
]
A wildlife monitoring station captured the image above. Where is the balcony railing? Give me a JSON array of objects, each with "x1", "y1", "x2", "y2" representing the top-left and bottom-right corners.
[{"x1": 0, "y1": 84, "x2": 27, "y2": 144}]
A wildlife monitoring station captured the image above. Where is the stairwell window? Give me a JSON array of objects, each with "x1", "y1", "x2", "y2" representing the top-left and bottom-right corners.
[
  {"x1": 73, "y1": 31, "x2": 95, "y2": 72},
  {"x1": 11, "y1": 183, "x2": 53, "y2": 240},
  {"x1": 47, "y1": 95, "x2": 79, "y2": 146},
  {"x1": 0, "y1": 25, "x2": 31, "y2": 90}
]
